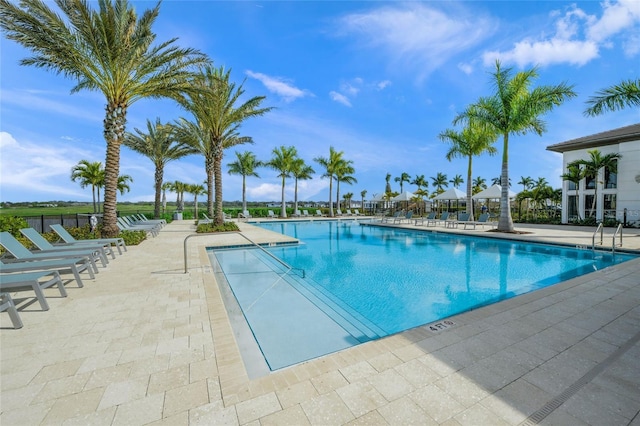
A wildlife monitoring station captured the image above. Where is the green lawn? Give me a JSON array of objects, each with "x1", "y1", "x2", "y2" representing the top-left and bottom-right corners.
[{"x1": 0, "y1": 203, "x2": 164, "y2": 218}]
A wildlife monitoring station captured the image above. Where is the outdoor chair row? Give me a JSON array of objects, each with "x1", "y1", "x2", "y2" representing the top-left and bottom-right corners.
[{"x1": 0, "y1": 225, "x2": 128, "y2": 328}]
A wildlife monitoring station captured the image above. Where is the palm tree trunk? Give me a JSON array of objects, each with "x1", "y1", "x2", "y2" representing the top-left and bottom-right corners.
[
  {"x1": 154, "y1": 168, "x2": 163, "y2": 219},
  {"x1": 214, "y1": 154, "x2": 224, "y2": 225},
  {"x1": 336, "y1": 180, "x2": 341, "y2": 213},
  {"x1": 498, "y1": 134, "x2": 514, "y2": 232},
  {"x1": 466, "y1": 155, "x2": 474, "y2": 221},
  {"x1": 328, "y1": 177, "x2": 334, "y2": 217},
  {"x1": 280, "y1": 175, "x2": 287, "y2": 218},
  {"x1": 294, "y1": 178, "x2": 299, "y2": 214},
  {"x1": 102, "y1": 103, "x2": 126, "y2": 237},
  {"x1": 206, "y1": 157, "x2": 214, "y2": 217},
  {"x1": 242, "y1": 175, "x2": 247, "y2": 213},
  {"x1": 91, "y1": 184, "x2": 97, "y2": 213}
]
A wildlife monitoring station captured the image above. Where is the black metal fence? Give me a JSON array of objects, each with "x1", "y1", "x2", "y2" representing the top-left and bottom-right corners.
[{"x1": 23, "y1": 214, "x2": 99, "y2": 233}]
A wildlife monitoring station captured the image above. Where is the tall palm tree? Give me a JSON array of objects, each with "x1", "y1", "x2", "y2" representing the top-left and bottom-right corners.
[
  {"x1": 440, "y1": 121, "x2": 497, "y2": 220},
  {"x1": 472, "y1": 176, "x2": 487, "y2": 194},
  {"x1": 561, "y1": 163, "x2": 584, "y2": 220},
  {"x1": 335, "y1": 161, "x2": 356, "y2": 212},
  {"x1": 531, "y1": 177, "x2": 549, "y2": 215},
  {"x1": 124, "y1": 119, "x2": 197, "y2": 218},
  {"x1": 227, "y1": 151, "x2": 262, "y2": 214},
  {"x1": 290, "y1": 158, "x2": 314, "y2": 215},
  {"x1": 449, "y1": 175, "x2": 464, "y2": 188},
  {"x1": 115, "y1": 174, "x2": 133, "y2": 196},
  {"x1": 71, "y1": 160, "x2": 103, "y2": 213},
  {"x1": 584, "y1": 78, "x2": 640, "y2": 116},
  {"x1": 176, "y1": 65, "x2": 271, "y2": 225},
  {"x1": 360, "y1": 189, "x2": 367, "y2": 212},
  {"x1": 517, "y1": 176, "x2": 534, "y2": 192},
  {"x1": 454, "y1": 60, "x2": 576, "y2": 232},
  {"x1": 161, "y1": 181, "x2": 172, "y2": 215},
  {"x1": 170, "y1": 180, "x2": 187, "y2": 211},
  {"x1": 385, "y1": 173, "x2": 392, "y2": 194},
  {"x1": 343, "y1": 193, "x2": 354, "y2": 209},
  {"x1": 188, "y1": 183, "x2": 206, "y2": 220},
  {"x1": 0, "y1": 0, "x2": 209, "y2": 236},
  {"x1": 411, "y1": 175, "x2": 428, "y2": 192},
  {"x1": 574, "y1": 149, "x2": 621, "y2": 219},
  {"x1": 314, "y1": 147, "x2": 345, "y2": 217},
  {"x1": 394, "y1": 172, "x2": 411, "y2": 193},
  {"x1": 267, "y1": 146, "x2": 297, "y2": 218},
  {"x1": 430, "y1": 172, "x2": 448, "y2": 194}
]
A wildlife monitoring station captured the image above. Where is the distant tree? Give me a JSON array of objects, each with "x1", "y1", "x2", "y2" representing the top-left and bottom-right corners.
[
  {"x1": 518, "y1": 176, "x2": 533, "y2": 192},
  {"x1": 335, "y1": 161, "x2": 356, "y2": 212},
  {"x1": 290, "y1": 158, "x2": 314, "y2": 215},
  {"x1": 385, "y1": 173, "x2": 392, "y2": 194},
  {"x1": 0, "y1": 0, "x2": 210, "y2": 236},
  {"x1": 411, "y1": 175, "x2": 428, "y2": 191},
  {"x1": 454, "y1": 60, "x2": 576, "y2": 232},
  {"x1": 161, "y1": 181, "x2": 172, "y2": 215},
  {"x1": 343, "y1": 192, "x2": 354, "y2": 209},
  {"x1": 267, "y1": 146, "x2": 297, "y2": 218},
  {"x1": 472, "y1": 176, "x2": 487, "y2": 194},
  {"x1": 188, "y1": 183, "x2": 206, "y2": 219},
  {"x1": 449, "y1": 174, "x2": 464, "y2": 188},
  {"x1": 574, "y1": 149, "x2": 621, "y2": 219},
  {"x1": 71, "y1": 160, "x2": 103, "y2": 213},
  {"x1": 584, "y1": 78, "x2": 640, "y2": 116},
  {"x1": 124, "y1": 119, "x2": 196, "y2": 219},
  {"x1": 430, "y1": 172, "x2": 448, "y2": 193},
  {"x1": 315, "y1": 147, "x2": 346, "y2": 217},
  {"x1": 227, "y1": 151, "x2": 262, "y2": 214},
  {"x1": 360, "y1": 189, "x2": 367, "y2": 211},
  {"x1": 394, "y1": 172, "x2": 411, "y2": 193}
]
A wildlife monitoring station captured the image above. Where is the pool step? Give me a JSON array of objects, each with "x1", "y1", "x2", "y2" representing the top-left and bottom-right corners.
[{"x1": 253, "y1": 249, "x2": 384, "y2": 342}]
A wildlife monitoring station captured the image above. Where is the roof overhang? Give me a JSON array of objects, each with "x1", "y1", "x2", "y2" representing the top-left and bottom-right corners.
[{"x1": 546, "y1": 123, "x2": 640, "y2": 153}]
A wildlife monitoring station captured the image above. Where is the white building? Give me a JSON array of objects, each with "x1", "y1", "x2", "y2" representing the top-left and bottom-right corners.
[{"x1": 547, "y1": 123, "x2": 640, "y2": 225}]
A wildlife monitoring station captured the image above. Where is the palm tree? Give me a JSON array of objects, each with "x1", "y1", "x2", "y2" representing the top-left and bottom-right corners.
[
  {"x1": 0, "y1": 0, "x2": 209, "y2": 236},
  {"x1": 176, "y1": 65, "x2": 272, "y2": 225},
  {"x1": 335, "y1": 161, "x2": 357, "y2": 212},
  {"x1": 267, "y1": 146, "x2": 297, "y2": 218},
  {"x1": 227, "y1": 151, "x2": 262, "y2": 214},
  {"x1": 473, "y1": 176, "x2": 487, "y2": 194},
  {"x1": 161, "y1": 181, "x2": 172, "y2": 215},
  {"x1": 385, "y1": 173, "x2": 392, "y2": 194},
  {"x1": 394, "y1": 172, "x2": 411, "y2": 193},
  {"x1": 411, "y1": 175, "x2": 428, "y2": 192},
  {"x1": 169, "y1": 180, "x2": 187, "y2": 212},
  {"x1": 430, "y1": 172, "x2": 448, "y2": 194},
  {"x1": 124, "y1": 119, "x2": 197, "y2": 219},
  {"x1": 584, "y1": 79, "x2": 640, "y2": 116},
  {"x1": 71, "y1": 160, "x2": 103, "y2": 213},
  {"x1": 290, "y1": 158, "x2": 314, "y2": 215},
  {"x1": 561, "y1": 163, "x2": 584, "y2": 220},
  {"x1": 440, "y1": 121, "x2": 498, "y2": 220},
  {"x1": 360, "y1": 189, "x2": 367, "y2": 212},
  {"x1": 574, "y1": 149, "x2": 621, "y2": 219},
  {"x1": 450, "y1": 174, "x2": 464, "y2": 188},
  {"x1": 188, "y1": 183, "x2": 206, "y2": 220},
  {"x1": 454, "y1": 60, "x2": 576, "y2": 232},
  {"x1": 531, "y1": 177, "x2": 549, "y2": 216},
  {"x1": 343, "y1": 192, "x2": 354, "y2": 209},
  {"x1": 314, "y1": 147, "x2": 345, "y2": 217},
  {"x1": 116, "y1": 174, "x2": 133, "y2": 196},
  {"x1": 518, "y1": 176, "x2": 534, "y2": 192}
]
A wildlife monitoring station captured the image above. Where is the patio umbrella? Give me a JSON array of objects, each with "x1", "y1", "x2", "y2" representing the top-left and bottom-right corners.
[
  {"x1": 472, "y1": 184, "x2": 516, "y2": 200},
  {"x1": 433, "y1": 187, "x2": 466, "y2": 212},
  {"x1": 392, "y1": 191, "x2": 416, "y2": 211}
]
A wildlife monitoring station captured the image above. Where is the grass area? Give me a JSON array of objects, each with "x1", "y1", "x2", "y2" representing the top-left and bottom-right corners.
[{"x1": 0, "y1": 203, "x2": 165, "y2": 217}]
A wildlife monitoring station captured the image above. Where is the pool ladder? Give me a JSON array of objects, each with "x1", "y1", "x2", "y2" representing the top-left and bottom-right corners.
[{"x1": 591, "y1": 223, "x2": 623, "y2": 253}]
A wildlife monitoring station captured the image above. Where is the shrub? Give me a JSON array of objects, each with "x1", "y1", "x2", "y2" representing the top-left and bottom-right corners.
[
  {"x1": 0, "y1": 216, "x2": 28, "y2": 236},
  {"x1": 196, "y1": 222, "x2": 240, "y2": 233},
  {"x1": 64, "y1": 224, "x2": 147, "y2": 245}
]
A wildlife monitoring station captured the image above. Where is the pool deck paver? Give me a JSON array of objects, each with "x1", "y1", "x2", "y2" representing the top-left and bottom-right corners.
[{"x1": 1, "y1": 217, "x2": 639, "y2": 425}]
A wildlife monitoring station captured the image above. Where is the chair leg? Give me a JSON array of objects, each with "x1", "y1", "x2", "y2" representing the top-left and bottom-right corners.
[{"x1": 1, "y1": 293, "x2": 23, "y2": 329}]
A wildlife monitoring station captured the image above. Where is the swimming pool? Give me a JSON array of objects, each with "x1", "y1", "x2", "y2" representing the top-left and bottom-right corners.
[{"x1": 210, "y1": 220, "x2": 636, "y2": 372}]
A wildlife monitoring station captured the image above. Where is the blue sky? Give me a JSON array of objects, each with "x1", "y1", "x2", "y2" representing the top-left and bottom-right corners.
[{"x1": 1, "y1": 0, "x2": 639, "y2": 204}]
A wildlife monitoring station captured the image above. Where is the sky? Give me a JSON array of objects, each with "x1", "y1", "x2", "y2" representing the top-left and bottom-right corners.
[{"x1": 1, "y1": 0, "x2": 639, "y2": 204}]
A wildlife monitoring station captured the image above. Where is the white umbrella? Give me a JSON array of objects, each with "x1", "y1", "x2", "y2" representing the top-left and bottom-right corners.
[
  {"x1": 392, "y1": 191, "x2": 416, "y2": 202},
  {"x1": 433, "y1": 187, "x2": 466, "y2": 200},
  {"x1": 472, "y1": 184, "x2": 516, "y2": 199},
  {"x1": 371, "y1": 193, "x2": 386, "y2": 202}
]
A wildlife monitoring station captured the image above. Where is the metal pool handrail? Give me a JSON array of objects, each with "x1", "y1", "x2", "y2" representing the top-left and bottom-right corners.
[
  {"x1": 592, "y1": 222, "x2": 603, "y2": 250},
  {"x1": 183, "y1": 231, "x2": 304, "y2": 277},
  {"x1": 612, "y1": 223, "x2": 623, "y2": 252}
]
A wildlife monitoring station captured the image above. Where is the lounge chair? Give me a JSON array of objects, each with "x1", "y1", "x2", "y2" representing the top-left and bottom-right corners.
[
  {"x1": 353, "y1": 209, "x2": 365, "y2": 216},
  {"x1": 314, "y1": 210, "x2": 326, "y2": 217},
  {"x1": 267, "y1": 210, "x2": 276, "y2": 219},
  {"x1": 292, "y1": 209, "x2": 301, "y2": 218},
  {"x1": 382, "y1": 211, "x2": 404, "y2": 223},
  {"x1": 0, "y1": 256, "x2": 93, "y2": 288},
  {"x1": 50, "y1": 224, "x2": 126, "y2": 255},
  {"x1": 335, "y1": 209, "x2": 343, "y2": 216},
  {"x1": 238, "y1": 210, "x2": 252, "y2": 220},
  {"x1": 449, "y1": 213, "x2": 471, "y2": 229},
  {"x1": 0, "y1": 232, "x2": 99, "y2": 274},
  {"x1": 1, "y1": 293, "x2": 22, "y2": 328},
  {"x1": 120, "y1": 216, "x2": 161, "y2": 232},
  {"x1": 21, "y1": 228, "x2": 114, "y2": 264},
  {"x1": 133, "y1": 214, "x2": 166, "y2": 227},
  {"x1": 302, "y1": 210, "x2": 310, "y2": 218},
  {"x1": 394, "y1": 211, "x2": 413, "y2": 224},
  {"x1": 414, "y1": 212, "x2": 436, "y2": 225},
  {"x1": 0, "y1": 270, "x2": 67, "y2": 311},
  {"x1": 117, "y1": 217, "x2": 159, "y2": 236},
  {"x1": 345, "y1": 209, "x2": 353, "y2": 216},
  {"x1": 464, "y1": 213, "x2": 497, "y2": 230},
  {"x1": 426, "y1": 211, "x2": 449, "y2": 227}
]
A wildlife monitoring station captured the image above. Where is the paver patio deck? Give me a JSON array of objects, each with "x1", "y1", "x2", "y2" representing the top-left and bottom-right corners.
[{"x1": 1, "y1": 217, "x2": 639, "y2": 425}]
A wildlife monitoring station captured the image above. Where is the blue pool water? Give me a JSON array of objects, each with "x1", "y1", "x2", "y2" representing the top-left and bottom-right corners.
[{"x1": 211, "y1": 221, "x2": 636, "y2": 371}]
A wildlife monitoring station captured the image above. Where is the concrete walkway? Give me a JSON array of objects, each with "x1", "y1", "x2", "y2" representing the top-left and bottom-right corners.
[{"x1": 1, "y1": 218, "x2": 639, "y2": 425}]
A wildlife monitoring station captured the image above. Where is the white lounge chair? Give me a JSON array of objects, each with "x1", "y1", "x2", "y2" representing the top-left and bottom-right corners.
[
  {"x1": 414, "y1": 212, "x2": 436, "y2": 225},
  {"x1": 302, "y1": 210, "x2": 310, "y2": 218},
  {"x1": 353, "y1": 209, "x2": 365, "y2": 216},
  {"x1": 50, "y1": 224, "x2": 126, "y2": 255},
  {"x1": 314, "y1": 210, "x2": 326, "y2": 217},
  {"x1": 238, "y1": 210, "x2": 252, "y2": 220},
  {"x1": 117, "y1": 217, "x2": 158, "y2": 236},
  {"x1": 267, "y1": 210, "x2": 276, "y2": 219}
]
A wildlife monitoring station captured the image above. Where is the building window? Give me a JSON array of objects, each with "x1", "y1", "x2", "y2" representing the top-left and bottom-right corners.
[
  {"x1": 604, "y1": 194, "x2": 616, "y2": 219},
  {"x1": 567, "y1": 195, "x2": 578, "y2": 220},
  {"x1": 605, "y1": 160, "x2": 617, "y2": 189},
  {"x1": 585, "y1": 194, "x2": 595, "y2": 218},
  {"x1": 585, "y1": 174, "x2": 596, "y2": 189},
  {"x1": 567, "y1": 180, "x2": 577, "y2": 190}
]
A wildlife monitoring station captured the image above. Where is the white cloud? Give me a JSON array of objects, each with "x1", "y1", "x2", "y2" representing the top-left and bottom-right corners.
[
  {"x1": 484, "y1": 1, "x2": 640, "y2": 68},
  {"x1": 329, "y1": 91, "x2": 352, "y2": 107},
  {"x1": 245, "y1": 70, "x2": 311, "y2": 102},
  {"x1": 336, "y1": 3, "x2": 496, "y2": 81},
  {"x1": 457, "y1": 63, "x2": 473, "y2": 75},
  {"x1": 377, "y1": 80, "x2": 392, "y2": 90},
  {"x1": 2, "y1": 89, "x2": 101, "y2": 122}
]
